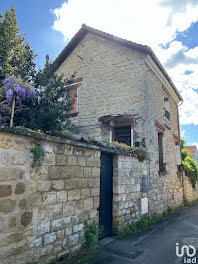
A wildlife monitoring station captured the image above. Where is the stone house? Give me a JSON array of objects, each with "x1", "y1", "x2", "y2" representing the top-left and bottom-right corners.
[
  {"x1": 55, "y1": 24, "x2": 183, "y2": 182},
  {"x1": 184, "y1": 145, "x2": 198, "y2": 164}
]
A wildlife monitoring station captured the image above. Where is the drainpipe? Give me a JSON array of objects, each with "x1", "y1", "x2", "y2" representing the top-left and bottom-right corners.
[{"x1": 177, "y1": 100, "x2": 185, "y2": 203}]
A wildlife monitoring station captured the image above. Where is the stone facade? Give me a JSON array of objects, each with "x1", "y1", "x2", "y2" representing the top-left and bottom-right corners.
[{"x1": 56, "y1": 28, "x2": 184, "y2": 215}]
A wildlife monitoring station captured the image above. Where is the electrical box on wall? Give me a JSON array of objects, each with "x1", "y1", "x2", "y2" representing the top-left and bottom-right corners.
[{"x1": 141, "y1": 197, "x2": 148, "y2": 215}]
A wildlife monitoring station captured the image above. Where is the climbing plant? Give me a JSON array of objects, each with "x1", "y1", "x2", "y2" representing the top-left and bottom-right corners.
[{"x1": 30, "y1": 141, "x2": 44, "y2": 167}]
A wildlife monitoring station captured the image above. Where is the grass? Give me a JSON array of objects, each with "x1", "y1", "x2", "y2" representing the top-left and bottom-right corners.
[{"x1": 118, "y1": 204, "x2": 185, "y2": 239}]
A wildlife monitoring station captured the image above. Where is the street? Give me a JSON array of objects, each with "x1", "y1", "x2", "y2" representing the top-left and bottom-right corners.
[{"x1": 79, "y1": 203, "x2": 198, "y2": 264}]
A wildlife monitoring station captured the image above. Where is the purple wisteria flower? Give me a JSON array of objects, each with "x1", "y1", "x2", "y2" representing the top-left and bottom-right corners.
[
  {"x1": 27, "y1": 88, "x2": 37, "y2": 99},
  {"x1": 6, "y1": 89, "x2": 13, "y2": 103}
]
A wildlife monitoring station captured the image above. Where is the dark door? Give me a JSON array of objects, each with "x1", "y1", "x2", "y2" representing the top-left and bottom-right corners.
[{"x1": 99, "y1": 152, "x2": 113, "y2": 239}]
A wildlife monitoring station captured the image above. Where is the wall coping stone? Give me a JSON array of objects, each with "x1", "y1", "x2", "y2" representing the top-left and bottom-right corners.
[{"x1": 0, "y1": 127, "x2": 137, "y2": 157}]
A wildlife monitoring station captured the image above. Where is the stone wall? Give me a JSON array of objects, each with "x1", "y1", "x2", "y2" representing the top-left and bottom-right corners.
[
  {"x1": 183, "y1": 175, "x2": 198, "y2": 203},
  {"x1": 0, "y1": 131, "x2": 100, "y2": 264}
]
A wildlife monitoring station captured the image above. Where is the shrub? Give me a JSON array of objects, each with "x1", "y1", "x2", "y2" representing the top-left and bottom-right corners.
[
  {"x1": 183, "y1": 156, "x2": 198, "y2": 187},
  {"x1": 84, "y1": 221, "x2": 103, "y2": 248}
]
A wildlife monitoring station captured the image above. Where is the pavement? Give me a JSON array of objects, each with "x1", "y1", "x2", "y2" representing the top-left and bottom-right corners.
[{"x1": 77, "y1": 203, "x2": 198, "y2": 264}]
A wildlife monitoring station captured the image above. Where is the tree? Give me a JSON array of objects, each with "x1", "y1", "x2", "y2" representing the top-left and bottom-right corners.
[
  {"x1": 181, "y1": 141, "x2": 198, "y2": 187},
  {"x1": 0, "y1": 5, "x2": 36, "y2": 85},
  {"x1": 14, "y1": 60, "x2": 75, "y2": 134}
]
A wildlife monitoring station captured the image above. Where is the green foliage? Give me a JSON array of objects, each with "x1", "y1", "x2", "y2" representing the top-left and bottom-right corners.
[
  {"x1": 14, "y1": 62, "x2": 76, "y2": 134},
  {"x1": 183, "y1": 156, "x2": 198, "y2": 187},
  {"x1": 84, "y1": 221, "x2": 103, "y2": 248},
  {"x1": 180, "y1": 138, "x2": 185, "y2": 150},
  {"x1": 30, "y1": 141, "x2": 44, "y2": 167},
  {"x1": 0, "y1": 5, "x2": 36, "y2": 85},
  {"x1": 181, "y1": 148, "x2": 189, "y2": 161},
  {"x1": 118, "y1": 204, "x2": 184, "y2": 239},
  {"x1": 112, "y1": 141, "x2": 147, "y2": 161}
]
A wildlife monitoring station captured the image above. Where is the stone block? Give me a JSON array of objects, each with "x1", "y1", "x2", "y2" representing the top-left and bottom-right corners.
[
  {"x1": 0, "y1": 136, "x2": 13, "y2": 149},
  {"x1": 28, "y1": 192, "x2": 42, "y2": 207},
  {"x1": 20, "y1": 211, "x2": 33, "y2": 227},
  {"x1": 53, "y1": 241, "x2": 63, "y2": 254},
  {"x1": 0, "y1": 184, "x2": 12, "y2": 197},
  {"x1": 51, "y1": 218, "x2": 63, "y2": 231},
  {"x1": 43, "y1": 153, "x2": 56, "y2": 165},
  {"x1": 32, "y1": 237, "x2": 43, "y2": 248},
  {"x1": 83, "y1": 167, "x2": 92, "y2": 177},
  {"x1": 73, "y1": 167, "x2": 84, "y2": 177},
  {"x1": 88, "y1": 178, "x2": 100, "y2": 188},
  {"x1": 68, "y1": 189, "x2": 81, "y2": 201},
  {"x1": 51, "y1": 180, "x2": 64, "y2": 190},
  {"x1": 15, "y1": 139, "x2": 26, "y2": 150},
  {"x1": 91, "y1": 188, "x2": 99, "y2": 197},
  {"x1": 0, "y1": 168, "x2": 24, "y2": 181},
  {"x1": 8, "y1": 215, "x2": 16, "y2": 229},
  {"x1": 77, "y1": 157, "x2": 86, "y2": 166},
  {"x1": 0, "y1": 232, "x2": 23, "y2": 247},
  {"x1": 63, "y1": 202, "x2": 75, "y2": 216},
  {"x1": 57, "y1": 191, "x2": 67, "y2": 202},
  {"x1": 15, "y1": 182, "x2": 25, "y2": 194},
  {"x1": 92, "y1": 168, "x2": 100, "y2": 178},
  {"x1": 49, "y1": 167, "x2": 63, "y2": 179},
  {"x1": 68, "y1": 233, "x2": 79, "y2": 247},
  {"x1": 65, "y1": 178, "x2": 78, "y2": 190},
  {"x1": 12, "y1": 154, "x2": 26, "y2": 165},
  {"x1": 87, "y1": 157, "x2": 100, "y2": 167},
  {"x1": 65, "y1": 227, "x2": 72, "y2": 236},
  {"x1": 75, "y1": 200, "x2": 84, "y2": 213},
  {"x1": 62, "y1": 167, "x2": 74, "y2": 178},
  {"x1": 37, "y1": 221, "x2": 50, "y2": 235},
  {"x1": 81, "y1": 188, "x2": 90, "y2": 198},
  {"x1": 56, "y1": 154, "x2": 67, "y2": 165},
  {"x1": 83, "y1": 149, "x2": 94, "y2": 157},
  {"x1": 67, "y1": 156, "x2": 77, "y2": 166},
  {"x1": 84, "y1": 198, "x2": 93, "y2": 210},
  {"x1": 43, "y1": 192, "x2": 57, "y2": 205},
  {"x1": 78, "y1": 179, "x2": 88, "y2": 188},
  {"x1": 0, "y1": 199, "x2": 15, "y2": 213},
  {"x1": 90, "y1": 209, "x2": 97, "y2": 219},
  {"x1": 73, "y1": 148, "x2": 83, "y2": 156},
  {"x1": 37, "y1": 181, "x2": 51, "y2": 192},
  {"x1": 44, "y1": 232, "x2": 57, "y2": 245},
  {"x1": 73, "y1": 224, "x2": 83, "y2": 233}
]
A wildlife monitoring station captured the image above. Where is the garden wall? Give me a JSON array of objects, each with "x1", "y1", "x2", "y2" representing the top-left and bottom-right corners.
[
  {"x1": 0, "y1": 130, "x2": 101, "y2": 264},
  {"x1": 183, "y1": 175, "x2": 198, "y2": 203}
]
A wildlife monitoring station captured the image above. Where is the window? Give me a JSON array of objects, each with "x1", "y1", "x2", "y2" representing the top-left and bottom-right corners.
[
  {"x1": 115, "y1": 126, "x2": 131, "y2": 146},
  {"x1": 158, "y1": 132, "x2": 166, "y2": 172},
  {"x1": 66, "y1": 77, "x2": 82, "y2": 115},
  {"x1": 67, "y1": 86, "x2": 78, "y2": 114},
  {"x1": 164, "y1": 98, "x2": 170, "y2": 120}
]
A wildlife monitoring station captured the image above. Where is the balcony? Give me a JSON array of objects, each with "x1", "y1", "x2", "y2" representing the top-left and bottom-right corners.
[{"x1": 164, "y1": 108, "x2": 170, "y2": 120}]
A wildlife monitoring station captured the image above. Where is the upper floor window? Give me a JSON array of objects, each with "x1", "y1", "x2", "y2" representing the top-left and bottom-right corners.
[
  {"x1": 162, "y1": 85, "x2": 171, "y2": 121},
  {"x1": 115, "y1": 126, "x2": 131, "y2": 146},
  {"x1": 164, "y1": 98, "x2": 170, "y2": 120},
  {"x1": 66, "y1": 77, "x2": 82, "y2": 115}
]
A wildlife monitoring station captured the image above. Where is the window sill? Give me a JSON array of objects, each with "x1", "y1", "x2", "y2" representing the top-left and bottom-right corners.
[{"x1": 66, "y1": 112, "x2": 79, "y2": 117}]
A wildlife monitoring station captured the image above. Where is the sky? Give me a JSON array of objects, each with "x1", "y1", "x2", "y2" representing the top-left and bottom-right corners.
[{"x1": 1, "y1": 0, "x2": 198, "y2": 147}]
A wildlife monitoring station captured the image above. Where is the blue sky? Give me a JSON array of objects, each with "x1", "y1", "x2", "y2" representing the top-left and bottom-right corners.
[{"x1": 1, "y1": 0, "x2": 198, "y2": 147}]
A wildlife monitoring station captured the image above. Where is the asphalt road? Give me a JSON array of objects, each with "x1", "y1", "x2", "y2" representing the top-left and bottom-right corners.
[{"x1": 77, "y1": 203, "x2": 198, "y2": 264}]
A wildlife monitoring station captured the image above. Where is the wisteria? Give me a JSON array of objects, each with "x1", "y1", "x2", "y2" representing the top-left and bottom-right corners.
[
  {"x1": 3, "y1": 76, "x2": 36, "y2": 105},
  {"x1": 1, "y1": 75, "x2": 37, "y2": 127}
]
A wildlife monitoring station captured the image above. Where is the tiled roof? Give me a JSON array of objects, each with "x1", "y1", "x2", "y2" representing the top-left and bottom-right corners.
[{"x1": 184, "y1": 146, "x2": 197, "y2": 157}]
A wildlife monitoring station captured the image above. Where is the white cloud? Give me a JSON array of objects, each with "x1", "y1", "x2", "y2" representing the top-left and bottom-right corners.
[{"x1": 52, "y1": 0, "x2": 198, "y2": 126}]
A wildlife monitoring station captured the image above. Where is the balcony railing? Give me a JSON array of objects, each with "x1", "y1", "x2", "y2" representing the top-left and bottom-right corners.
[{"x1": 164, "y1": 108, "x2": 170, "y2": 120}]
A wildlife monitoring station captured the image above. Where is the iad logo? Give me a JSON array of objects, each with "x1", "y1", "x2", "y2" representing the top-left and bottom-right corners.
[{"x1": 176, "y1": 242, "x2": 197, "y2": 263}]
